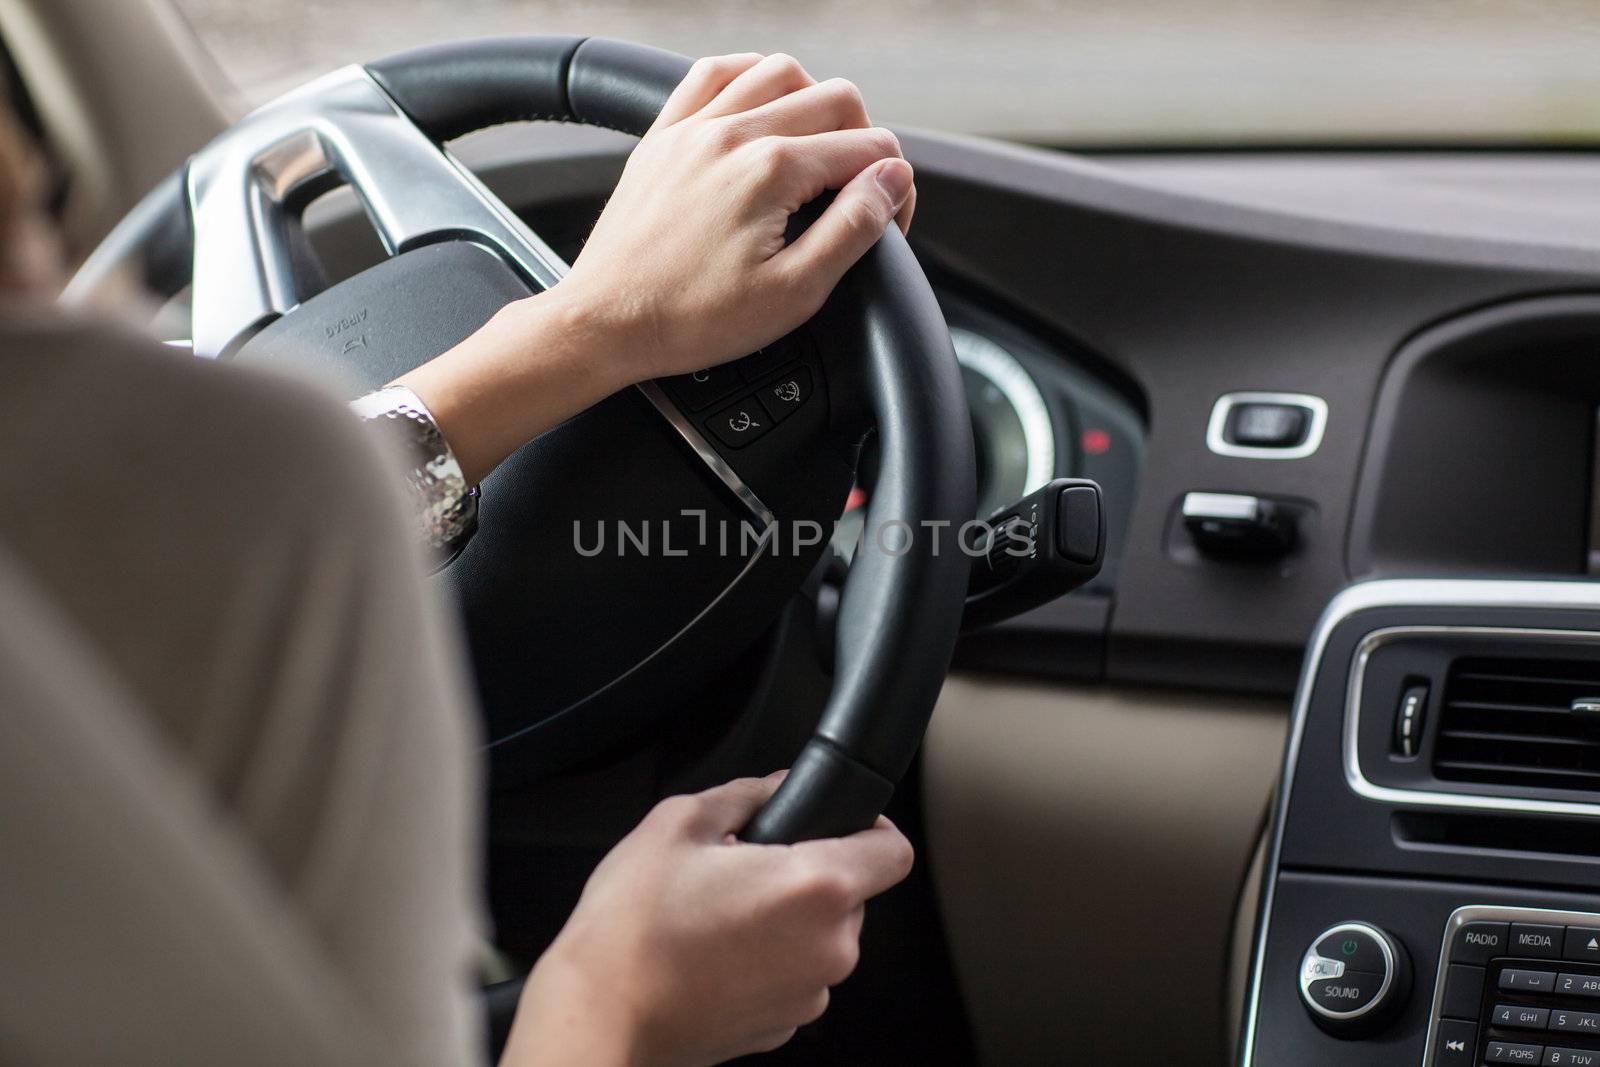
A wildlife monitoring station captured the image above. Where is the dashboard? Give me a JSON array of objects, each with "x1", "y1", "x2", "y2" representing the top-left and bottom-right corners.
[
  {"x1": 299, "y1": 126, "x2": 1600, "y2": 702},
  {"x1": 305, "y1": 124, "x2": 1600, "y2": 701}
]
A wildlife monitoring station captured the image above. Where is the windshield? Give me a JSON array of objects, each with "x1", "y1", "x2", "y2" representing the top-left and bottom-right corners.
[{"x1": 171, "y1": 0, "x2": 1600, "y2": 147}]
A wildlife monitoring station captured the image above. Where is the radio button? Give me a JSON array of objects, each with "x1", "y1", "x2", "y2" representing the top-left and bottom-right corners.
[
  {"x1": 1512, "y1": 925, "x2": 1565, "y2": 959},
  {"x1": 1317, "y1": 928, "x2": 1389, "y2": 975},
  {"x1": 1493, "y1": 1004, "x2": 1550, "y2": 1030},
  {"x1": 1299, "y1": 922, "x2": 1410, "y2": 1036},
  {"x1": 1433, "y1": 1018, "x2": 1476, "y2": 1066},
  {"x1": 1549, "y1": 1009, "x2": 1600, "y2": 1034},
  {"x1": 1556, "y1": 973, "x2": 1600, "y2": 998},
  {"x1": 1487, "y1": 1042, "x2": 1544, "y2": 1064},
  {"x1": 1305, "y1": 969, "x2": 1385, "y2": 1013},
  {"x1": 1454, "y1": 922, "x2": 1510, "y2": 965},
  {"x1": 1564, "y1": 927, "x2": 1600, "y2": 964},
  {"x1": 1546, "y1": 1047, "x2": 1600, "y2": 1066},
  {"x1": 1500, "y1": 969, "x2": 1558, "y2": 993},
  {"x1": 1443, "y1": 964, "x2": 1486, "y2": 1019}
]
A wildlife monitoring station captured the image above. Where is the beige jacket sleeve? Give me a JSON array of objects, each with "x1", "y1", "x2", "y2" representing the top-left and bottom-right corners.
[{"x1": 0, "y1": 309, "x2": 486, "y2": 1066}]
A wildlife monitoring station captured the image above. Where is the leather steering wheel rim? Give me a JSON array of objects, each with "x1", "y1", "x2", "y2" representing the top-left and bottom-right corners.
[{"x1": 67, "y1": 36, "x2": 976, "y2": 845}]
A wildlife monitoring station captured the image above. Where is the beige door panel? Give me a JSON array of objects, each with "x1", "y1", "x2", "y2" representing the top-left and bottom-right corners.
[{"x1": 923, "y1": 674, "x2": 1286, "y2": 1065}]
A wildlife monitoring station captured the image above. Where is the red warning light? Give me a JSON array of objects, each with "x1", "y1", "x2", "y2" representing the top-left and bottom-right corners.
[{"x1": 1081, "y1": 428, "x2": 1112, "y2": 456}]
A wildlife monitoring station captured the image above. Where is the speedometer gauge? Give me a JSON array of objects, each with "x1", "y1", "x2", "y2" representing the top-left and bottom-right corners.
[{"x1": 950, "y1": 326, "x2": 1057, "y2": 518}]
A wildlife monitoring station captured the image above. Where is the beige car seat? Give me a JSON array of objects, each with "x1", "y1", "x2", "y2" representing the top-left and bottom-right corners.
[{"x1": 0, "y1": 547, "x2": 406, "y2": 1066}]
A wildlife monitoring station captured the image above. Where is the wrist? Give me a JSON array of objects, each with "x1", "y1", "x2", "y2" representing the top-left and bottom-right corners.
[
  {"x1": 393, "y1": 287, "x2": 631, "y2": 484},
  {"x1": 541, "y1": 267, "x2": 669, "y2": 390},
  {"x1": 503, "y1": 937, "x2": 646, "y2": 1067},
  {"x1": 508, "y1": 282, "x2": 641, "y2": 397}
]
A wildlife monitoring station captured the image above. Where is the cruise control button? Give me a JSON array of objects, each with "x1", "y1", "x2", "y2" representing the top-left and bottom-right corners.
[
  {"x1": 1443, "y1": 964, "x2": 1486, "y2": 1019},
  {"x1": 1434, "y1": 1018, "x2": 1476, "y2": 1066},
  {"x1": 1305, "y1": 969, "x2": 1385, "y2": 1013},
  {"x1": 737, "y1": 346, "x2": 794, "y2": 382},
  {"x1": 1546, "y1": 1047, "x2": 1600, "y2": 1066},
  {"x1": 1500, "y1": 969, "x2": 1558, "y2": 993},
  {"x1": 1557, "y1": 973, "x2": 1600, "y2": 998},
  {"x1": 1512, "y1": 925, "x2": 1565, "y2": 958},
  {"x1": 664, "y1": 364, "x2": 743, "y2": 412},
  {"x1": 757, "y1": 367, "x2": 812, "y2": 424},
  {"x1": 1550, "y1": 1010, "x2": 1600, "y2": 1034},
  {"x1": 1564, "y1": 928, "x2": 1600, "y2": 964},
  {"x1": 1493, "y1": 1004, "x2": 1550, "y2": 1029},
  {"x1": 1487, "y1": 1042, "x2": 1545, "y2": 1064},
  {"x1": 705, "y1": 397, "x2": 773, "y2": 449},
  {"x1": 1317, "y1": 929, "x2": 1388, "y2": 975},
  {"x1": 1454, "y1": 922, "x2": 1510, "y2": 965}
]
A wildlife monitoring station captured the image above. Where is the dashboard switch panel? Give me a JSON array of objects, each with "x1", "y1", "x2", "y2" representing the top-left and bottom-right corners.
[
  {"x1": 1427, "y1": 907, "x2": 1600, "y2": 1066},
  {"x1": 1181, "y1": 491, "x2": 1298, "y2": 558},
  {"x1": 1206, "y1": 391, "x2": 1328, "y2": 459}
]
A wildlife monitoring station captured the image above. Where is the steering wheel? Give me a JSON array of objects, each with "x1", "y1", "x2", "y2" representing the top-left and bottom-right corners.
[{"x1": 66, "y1": 37, "x2": 975, "y2": 845}]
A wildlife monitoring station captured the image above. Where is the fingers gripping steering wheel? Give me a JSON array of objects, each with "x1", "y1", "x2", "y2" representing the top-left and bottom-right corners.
[{"x1": 67, "y1": 37, "x2": 975, "y2": 845}]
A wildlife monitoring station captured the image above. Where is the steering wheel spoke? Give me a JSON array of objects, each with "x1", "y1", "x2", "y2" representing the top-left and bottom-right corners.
[{"x1": 188, "y1": 67, "x2": 568, "y2": 357}]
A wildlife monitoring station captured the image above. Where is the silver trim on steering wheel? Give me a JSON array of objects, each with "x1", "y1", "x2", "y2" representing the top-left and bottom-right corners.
[{"x1": 184, "y1": 65, "x2": 772, "y2": 524}]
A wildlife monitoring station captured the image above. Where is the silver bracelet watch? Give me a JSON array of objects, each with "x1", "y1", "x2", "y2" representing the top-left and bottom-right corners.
[{"x1": 349, "y1": 385, "x2": 478, "y2": 559}]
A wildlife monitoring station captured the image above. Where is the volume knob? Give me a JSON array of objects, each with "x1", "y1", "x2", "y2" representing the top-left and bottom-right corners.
[{"x1": 1298, "y1": 922, "x2": 1411, "y2": 1037}]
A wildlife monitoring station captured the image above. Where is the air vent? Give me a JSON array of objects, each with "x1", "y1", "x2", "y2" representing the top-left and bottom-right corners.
[{"x1": 1433, "y1": 655, "x2": 1600, "y2": 792}]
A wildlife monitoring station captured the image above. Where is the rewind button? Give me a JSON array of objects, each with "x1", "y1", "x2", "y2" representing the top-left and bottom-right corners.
[{"x1": 1433, "y1": 1018, "x2": 1475, "y2": 1066}]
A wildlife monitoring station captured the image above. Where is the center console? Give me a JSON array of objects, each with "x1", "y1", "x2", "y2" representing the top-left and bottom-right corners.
[{"x1": 1240, "y1": 580, "x2": 1600, "y2": 1065}]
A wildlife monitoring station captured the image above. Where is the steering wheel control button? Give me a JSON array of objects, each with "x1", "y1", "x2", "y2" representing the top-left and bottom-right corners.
[
  {"x1": 1513, "y1": 925, "x2": 1566, "y2": 958},
  {"x1": 1493, "y1": 1004, "x2": 1551, "y2": 1030},
  {"x1": 1454, "y1": 922, "x2": 1511, "y2": 965},
  {"x1": 706, "y1": 397, "x2": 773, "y2": 449},
  {"x1": 757, "y1": 367, "x2": 812, "y2": 424},
  {"x1": 1500, "y1": 969, "x2": 1558, "y2": 993},
  {"x1": 664, "y1": 364, "x2": 743, "y2": 412},
  {"x1": 1299, "y1": 922, "x2": 1410, "y2": 1036},
  {"x1": 1433, "y1": 1018, "x2": 1477, "y2": 1066},
  {"x1": 1565, "y1": 928, "x2": 1600, "y2": 963},
  {"x1": 1487, "y1": 1042, "x2": 1546, "y2": 1064},
  {"x1": 1557, "y1": 974, "x2": 1600, "y2": 997},
  {"x1": 737, "y1": 344, "x2": 795, "y2": 382}
]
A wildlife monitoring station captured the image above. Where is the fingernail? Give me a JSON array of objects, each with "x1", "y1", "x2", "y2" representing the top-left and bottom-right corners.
[{"x1": 875, "y1": 159, "x2": 913, "y2": 206}]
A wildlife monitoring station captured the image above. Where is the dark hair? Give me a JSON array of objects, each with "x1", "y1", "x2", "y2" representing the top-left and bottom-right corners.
[{"x1": 0, "y1": 108, "x2": 63, "y2": 293}]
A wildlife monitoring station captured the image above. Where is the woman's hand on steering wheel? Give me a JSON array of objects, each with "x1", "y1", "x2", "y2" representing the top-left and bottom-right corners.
[
  {"x1": 501, "y1": 771, "x2": 915, "y2": 1067},
  {"x1": 395, "y1": 52, "x2": 916, "y2": 485}
]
